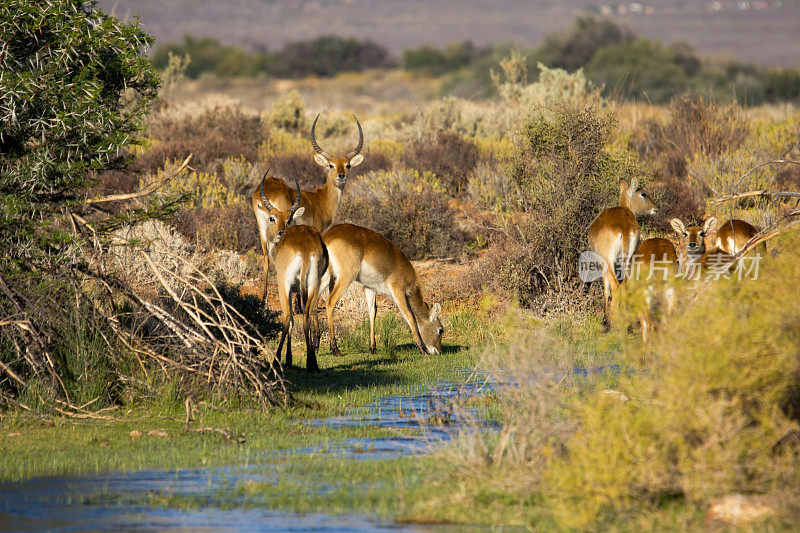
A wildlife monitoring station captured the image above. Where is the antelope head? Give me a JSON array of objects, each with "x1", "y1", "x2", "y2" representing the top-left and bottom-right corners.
[
  {"x1": 310, "y1": 113, "x2": 364, "y2": 189},
  {"x1": 620, "y1": 178, "x2": 657, "y2": 216},
  {"x1": 670, "y1": 217, "x2": 717, "y2": 261},
  {"x1": 259, "y1": 174, "x2": 305, "y2": 249}
]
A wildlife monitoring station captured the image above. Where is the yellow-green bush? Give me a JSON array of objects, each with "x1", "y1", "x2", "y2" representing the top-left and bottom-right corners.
[
  {"x1": 141, "y1": 160, "x2": 235, "y2": 208},
  {"x1": 544, "y1": 232, "x2": 800, "y2": 528}
]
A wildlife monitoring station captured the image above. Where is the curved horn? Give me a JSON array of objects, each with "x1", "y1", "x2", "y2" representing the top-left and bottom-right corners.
[
  {"x1": 288, "y1": 178, "x2": 302, "y2": 224},
  {"x1": 347, "y1": 114, "x2": 364, "y2": 158},
  {"x1": 259, "y1": 170, "x2": 274, "y2": 211},
  {"x1": 309, "y1": 113, "x2": 332, "y2": 159}
]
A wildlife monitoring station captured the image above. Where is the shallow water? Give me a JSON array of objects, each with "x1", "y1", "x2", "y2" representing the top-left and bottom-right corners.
[{"x1": 0, "y1": 379, "x2": 496, "y2": 531}]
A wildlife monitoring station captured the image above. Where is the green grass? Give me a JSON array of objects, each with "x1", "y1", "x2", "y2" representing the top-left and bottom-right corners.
[{"x1": 0, "y1": 309, "x2": 482, "y2": 483}]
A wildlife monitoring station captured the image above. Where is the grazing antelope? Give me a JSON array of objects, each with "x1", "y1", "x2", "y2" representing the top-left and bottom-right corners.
[
  {"x1": 587, "y1": 178, "x2": 658, "y2": 325},
  {"x1": 260, "y1": 181, "x2": 328, "y2": 372},
  {"x1": 714, "y1": 218, "x2": 764, "y2": 256},
  {"x1": 627, "y1": 238, "x2": 678, "y2": 342},
  {"x1": 252, "y1": 114, "x2": 364, "y2": 301},
  {"x1": 669, "y1": 217, "x2": 734, "y2": 278},
  {"x1": 321, "y1": 224, "x2": 443, "y2": 356}
]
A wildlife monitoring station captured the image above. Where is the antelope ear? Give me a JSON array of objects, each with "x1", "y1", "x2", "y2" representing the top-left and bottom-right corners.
[
  {"x1": 291, "y1": 207, "x2": 305, "y2": 221},
  {"x1": 430, "y1": 302, "x2": 441, "y2": 321},
  {"x1": 314, "y1": 154, "x2": 329, "y2": 167},
  {"x1": 670, "y1": 218, "x2": 685, "y2": 235},
  {"x1": 703, "y1": 217, "x2": 718, "y2": 234},
  {"x1": 619, "y1": 179, "x2": 629, "y2": 195},
  {"x1": 349, "y1": 154, "x2": 364, "y2": 167},
  {"x1": 627, "y1": 177, "x2": 639, "y2": 198}
]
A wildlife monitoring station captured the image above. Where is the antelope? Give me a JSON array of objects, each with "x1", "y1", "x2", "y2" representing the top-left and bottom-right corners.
[
  {"x1": 587, "y1": 178, "x2": 658, "y2": 325},
  {"x1": 714, "y1": 219, "x2": 764, "y2": 256},
  {"x1": 321, "y1": 224, "x2": 443, "y2": 357},
  {"x1": 669, "y1": 217, "x2": 734, "y2": 279},
  {"x1": 259, "y1": 180, "x2": 328, "y2": 373},
  {"x1": 626, "y1": 238, "x2": 678, "y2": 342},
  {"x1": 252, "y1": 113, "x2": 364, "y2": 302}
]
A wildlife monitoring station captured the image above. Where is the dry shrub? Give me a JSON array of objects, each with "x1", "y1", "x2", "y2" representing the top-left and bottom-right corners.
[
  {"x1": 404, "y1": 131, "x2": 481, "y2": 195},
  {"x1": 140, "y1": 107, "x2": 267, "y2": 175},
  {"x1": 337, "y1": 169, "x2": 471, "y2": 260},
  {"x1": 632, "y1": 93, "x2": 747, "y2": 224},
  {"x1": 544, "y1": 233, "x2": 800, "y2": 528},
  {"x1": 484, "y1": 100, "x2": 643, "y2": 306},
  {"x1": 267, "y1": 152, "x2": 324, "y2": 190},
  {"x1": 173, "y1": 200, "x2": 258, "y2": 253}
]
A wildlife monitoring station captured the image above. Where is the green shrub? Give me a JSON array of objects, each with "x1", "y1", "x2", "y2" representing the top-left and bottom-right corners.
[
  {"x1": 539, "y1": 16, "x2": 634, "y2": 72},
  {"x1": 0, "y1": 0, "x2": 159, "y2": 408}
]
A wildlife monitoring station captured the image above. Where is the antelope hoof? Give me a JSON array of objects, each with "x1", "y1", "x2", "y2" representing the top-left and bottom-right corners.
[
  {"x1": 331, "y1": 347, "x2": 342, "y2": 357},
  {"x1": 369, "y1": 345, "x2": 377, "y2": 355}
]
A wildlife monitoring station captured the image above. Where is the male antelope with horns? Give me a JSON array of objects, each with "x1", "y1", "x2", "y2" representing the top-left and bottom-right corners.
[{"x1": 252, "y1": 114, "x2": 364, "y2": 302}]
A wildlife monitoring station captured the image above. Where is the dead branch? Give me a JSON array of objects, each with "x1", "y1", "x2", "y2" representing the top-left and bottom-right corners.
[
  {"x1": 711, "y1": 189, "x2": 800, "y2": 207},
  {"x1": 83, "y1": 155, "x2": 192, "y2": 205}
]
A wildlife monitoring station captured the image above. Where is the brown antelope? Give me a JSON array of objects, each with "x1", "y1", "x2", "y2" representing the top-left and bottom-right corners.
[
  {"x1": 714, "y1": 219, "x2": 764, "y2": 256},
  {"x1": 587, "y1": 178, "x2": 658, "y2": 325},
  {"x1": 252, "y1": 114, "x2": 364, "y2": 301},
  {"x1": 261, "y1": 181, "x2": 328, "y2": 373},
  {"x1": 321, "y1": 224, "x2": 443, "y2": 356},
  {"x1": 626, "y1": 238, "x2": 678, "y2": 342},
  {"x1": 669, "y1": 217, "x2": 736, "y2": 279}
]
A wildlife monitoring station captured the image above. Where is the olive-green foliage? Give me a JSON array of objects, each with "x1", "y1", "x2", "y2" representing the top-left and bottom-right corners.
[
  {"x1": 0, "y1": 0, "x2": 158, "y2": 267},
  {"x1": 402, "y1": 41, "x2": 491, "y2": 75},
  {"x1": 152, "y1": 35, "x2": 271, "y2": 79},
  {"x1": 545, "y1": 234, "x2": 800, "y2": 528},
  {"x1": 153, "y1": 34, "x2": 393, "y2": 79}
]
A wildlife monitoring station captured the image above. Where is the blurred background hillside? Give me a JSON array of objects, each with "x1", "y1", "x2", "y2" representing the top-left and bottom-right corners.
[{"x1": 101, "y1": 0, "x2": 800, "y2": 67}]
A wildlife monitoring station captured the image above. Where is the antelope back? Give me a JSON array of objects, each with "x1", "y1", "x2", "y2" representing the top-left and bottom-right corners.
[{"x1": 715, "y1": 219, "x2": 759, "y2": 255}]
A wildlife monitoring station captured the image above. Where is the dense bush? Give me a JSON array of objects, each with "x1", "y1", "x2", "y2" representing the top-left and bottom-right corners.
[
  {"x1": 270, "y1": 35, "x2": 393, "y2": 78},
  {"x1": 154, "y1": 34, "x2": 393, "y2": 79},
  {"x1": 539, "y1": 16, "x2": 634, "y2": 72},
  {"x1": 0, "y1": 0, "x2": 160, "y2": 408},
  {"x1": 403, "y1": 41, "x2": 491, "y2": 75},
  {"x1": 404, "y1": 131, "x2": 481, "y2": 195},
  {"x1": 152, "y1": 35, "x2": 270, "y2": 79},
  {"x1": 545, "y1": 233, "x2": 800, "y2": 528},
  {"x1": 587, "y1": 38, "x2": 697, "y2": 103}
]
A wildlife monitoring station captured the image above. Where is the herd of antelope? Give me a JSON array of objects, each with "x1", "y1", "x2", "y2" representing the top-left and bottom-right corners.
[
  {"x1": 253, "y1": 112, "x2": 765, "y2": 371},
  {"x1": 587, "y1": 177, "x2": 764, "y2": 341},
  {"x1": 252, "y1": 114, "x2": 443, "y2": 373}
]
